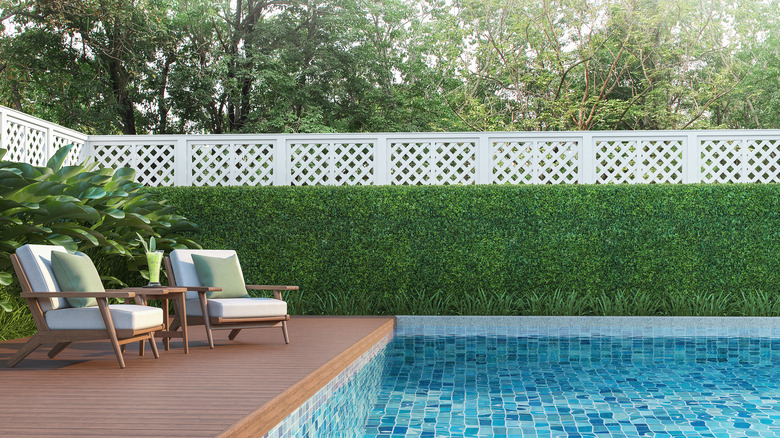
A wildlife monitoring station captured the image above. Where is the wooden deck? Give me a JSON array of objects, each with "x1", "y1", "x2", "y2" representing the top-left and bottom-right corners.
[{"x1": 0, "y1": 316, "x2": 395, "y2": 437}]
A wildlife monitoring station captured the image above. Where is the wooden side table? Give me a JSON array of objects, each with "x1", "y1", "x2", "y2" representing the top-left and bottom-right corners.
[{"x1": 124, "y1": 286, "x2": 190, "y2": 353}]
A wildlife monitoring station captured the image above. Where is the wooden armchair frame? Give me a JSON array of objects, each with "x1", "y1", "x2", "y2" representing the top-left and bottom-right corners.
[
  {"x1": 9, "y1": 254, "x2": 163, "y2": 369},
  {"x1": 164, "y1": 256, "x2": 297, "y2": 349}
]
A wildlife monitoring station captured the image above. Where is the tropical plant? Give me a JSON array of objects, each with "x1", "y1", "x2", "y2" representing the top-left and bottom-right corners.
[{"x1": 0, "y1": 144, "x2": 202, "y2": 307}]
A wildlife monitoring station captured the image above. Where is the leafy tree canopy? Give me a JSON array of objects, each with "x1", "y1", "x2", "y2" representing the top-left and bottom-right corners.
[{"x1": 0, "y1": 0, "x2": 777, "y2": 133}]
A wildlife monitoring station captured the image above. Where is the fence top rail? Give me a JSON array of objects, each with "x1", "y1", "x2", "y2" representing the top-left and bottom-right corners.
[
  {"x1": 84, "y1": 129, "x2": 780, "y2": 144},
  {"x1": 0, "y1": 105, "x2": 87, "y2": 141}
]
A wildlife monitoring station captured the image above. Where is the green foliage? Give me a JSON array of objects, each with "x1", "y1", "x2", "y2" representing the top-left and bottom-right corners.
[
  {"x1": 0, "y1": 144, "x2": 201, "y2": 296},
  {"x1": 149, "y1": 184, "x2": 780, "y2": 316},
  {"x1": 5, "y1": 0, "x2": 777, "y2": 133}
]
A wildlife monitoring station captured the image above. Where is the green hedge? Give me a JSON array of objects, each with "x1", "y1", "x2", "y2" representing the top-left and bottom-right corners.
[{"x1": 147, "y1": 184, "x2": 780, "y2": 315}]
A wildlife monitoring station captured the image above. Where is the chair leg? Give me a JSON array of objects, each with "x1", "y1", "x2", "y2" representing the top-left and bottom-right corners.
[
  {"x1": 98, "y1": 300, "x2": 126, "y2": 369},
  {"x1": 198, "y1": 292, "x2": 214, "y2": 349},
  {"x1": 228, "y1": 329, "x2": 241, "y2": 340},
  {"x1": 138, "y1": 340, "x2": 145, "y2": 356},
  {"x1": 7, "y1": 334, "x2": 44, "y2": 368},
  {"x1": 48, "y1": 342, "x2": 72, "y2": 358},
  {"x1": 282, "y1": 320, "x2": 290, "y2": 344},
  {"x1": 148, "y1": 334, "x2": 160, "y2": 359}
]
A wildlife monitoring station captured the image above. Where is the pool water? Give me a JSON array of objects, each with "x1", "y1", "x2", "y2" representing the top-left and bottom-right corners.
[
  {"x1": 277, "y1": 327, "x2": 780, "y2": 437},
  {"x1": 362, "y1": 334, "x2": 780, "y2": 437}
]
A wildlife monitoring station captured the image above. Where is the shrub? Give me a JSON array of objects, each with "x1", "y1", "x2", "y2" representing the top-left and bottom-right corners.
[
  {"x1": 0, "y1": 145, "x2": 201, "y2": 311},
  {"x1": 149, "y1": 184, "x2": 780, "y2": 315}
]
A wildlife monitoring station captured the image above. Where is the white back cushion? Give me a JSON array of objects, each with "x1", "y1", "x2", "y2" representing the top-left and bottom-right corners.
[
  {"x1": 169, "y1": 249, "x2": 243, "y2": 300},
  {"x1": 15, "y1": 244, "x2": 70, "y2": 312}
]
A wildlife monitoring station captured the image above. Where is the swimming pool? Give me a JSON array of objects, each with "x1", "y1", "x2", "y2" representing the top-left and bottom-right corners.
[{"x1": 268, "y1": 319, "x2": 780, "y2": 437}]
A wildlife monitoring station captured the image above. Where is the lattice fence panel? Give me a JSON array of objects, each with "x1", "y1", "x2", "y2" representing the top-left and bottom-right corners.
[
  {"x1": 333, "y1": 143, "x2": 374, "y2": 185},
  {"x1": 25, "y1": 127, "x2": 46, "y2": 166},
  {"x1": 136, "y1": 144, "x2": 175, "y2": 186},
  {"x1": 641, "y1": 140, "x2": 683, "y2": 183},
  {"x1": 4, "y1": 122, "x2": 48, "y2": 165},
  {"x1": 92, "y1": 144, "x2": 134, "y2": 170},
  {"x1": 537, "y1": 141, "x2": 580, "y2": 184},
  {"x1": 745, "y1": 140, "x2": 780, "y2": 183},
  {"x1": 492, "y1": 141, "x2": 579, "y2": 184},
  {"x1": 234, "y1": 143, "x2": 274, "y2": 186},
  {"x1": 191, "y1": 143, "x2": 231, "y2": 186},
  {"x1": 290, "y1": 142, "x2": 374, "y2": 186},
  {"x1": 596, "y1": 140, "x2": 682, "y2": 183},
  {"x1": 700, "y1": 140, "x2": 742, "y2": 183},
  {"x1": 53, "y1": 136, "x2": 86, "y2": 166},
  {"x1": 91, "y1": 143, "x2": 174, "y2": 186},
  {"x1": 597, "y1": 141, "x2": 640, "y2": 183},
  {"x1": 290, "y1": 143, "x2": 331, "y2": 185},
  {"x1": 492, "y1": 141, "x2": 534, "y2": 184},
  {"x1": 391, "y1": 142, "x2": 475, "y2": 185},
  {"x1": 4, "y1": 122, "x2": 25, "y2": 162}
]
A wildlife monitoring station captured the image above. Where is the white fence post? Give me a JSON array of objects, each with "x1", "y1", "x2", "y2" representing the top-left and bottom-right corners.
[
  {"x1": 0, "y1": 108, "x2": 5, "y2": 152},
  {"x1": 45, "y1": 126, "x2": 54, "y2": 164},
  {"x1": 174, "y1": 137, "x2": 189, "y2": 186},
  {"x1": 581, "y1": 132, "x2": 595, "y2": 184},
  {"x1": 273, "y1": 136, "x2": 288, "y2": 186},
  {"x1": 684, "y1": 133, "x2": 699, "y2": 183},
  {"x1": 375, "y1": 135, "x2": 389, "y2": 185},
  {"x1": 476, "y1": 133, "x2": 491, "y2": 185}
]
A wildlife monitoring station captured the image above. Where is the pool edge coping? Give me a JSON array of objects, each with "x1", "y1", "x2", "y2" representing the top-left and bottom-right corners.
[
  {"x1": 220, "y1": 316, "x2": 396, "y2": 438},
  {"x1": 396, "y1": 315, "x2": 780, "y2": 328}
]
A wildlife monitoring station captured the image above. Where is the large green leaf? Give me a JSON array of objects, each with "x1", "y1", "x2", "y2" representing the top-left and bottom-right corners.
[
  {"x1": 45, "y1": 144, "x2": 72, "y2": 172},
  {"x1": 44, "y1": 234, "x2": 79, "y2": 250},
  {"x1": 49, "y1": 224, "x2": 102, "y2": 247},
  {"x1": 39, "y1": 201, "x2": 101, "y2": 224}
]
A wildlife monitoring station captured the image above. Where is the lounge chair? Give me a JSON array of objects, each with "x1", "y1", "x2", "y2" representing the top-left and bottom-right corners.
[
  {"x1": 164, "y1": 249, "x2": 296, "y2": 349},
  {"x1": 8, "y1": 244, "x2": 164, "y2": 368}
]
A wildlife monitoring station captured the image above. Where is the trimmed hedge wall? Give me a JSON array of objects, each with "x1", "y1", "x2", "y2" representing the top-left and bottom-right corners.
[{"x1": 147, "y1": 184, "x2": 780, "y2": 314}]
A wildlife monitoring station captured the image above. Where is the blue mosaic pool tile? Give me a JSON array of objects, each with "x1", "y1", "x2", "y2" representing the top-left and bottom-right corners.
[
  {"x1": 263, "y1": 331, "x2": 393, "y2": 438},
  {"x1": 271, "y1": 325, "x2": 780, "y2": 437}
]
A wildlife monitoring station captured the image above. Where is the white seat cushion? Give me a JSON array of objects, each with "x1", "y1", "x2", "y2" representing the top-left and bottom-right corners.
[
  {"x1": 15, "y1": 244, "x2": 70, "y2": 312},
  {"x1": 45, "y1": 305, "x2": 163, "y2": 330},
  {"x1": 169, "y1": 249, "x2": 242, "y2": 300},
  {"x1": 185, "y1": 298, "x2": 287, "y2": 319}
]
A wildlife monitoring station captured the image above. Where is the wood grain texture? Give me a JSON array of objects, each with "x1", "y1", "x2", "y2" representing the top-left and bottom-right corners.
[{"x1": 0, "y1": 316, "x2": 396, "y2": 437}]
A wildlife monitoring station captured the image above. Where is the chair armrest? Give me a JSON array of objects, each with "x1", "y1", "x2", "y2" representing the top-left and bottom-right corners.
[
  {"x1": 20, "y1": 290, "x2": 137, "y2": 299},
  {"x1": 246, "y1": 285, "x2": 297, "y2": 301},
  {"x1": 176, "y1": 286, "x2": 222, "y2": 292},
  {"x1": 246, "y1": 285, "x2": 299, "y2": 291}
]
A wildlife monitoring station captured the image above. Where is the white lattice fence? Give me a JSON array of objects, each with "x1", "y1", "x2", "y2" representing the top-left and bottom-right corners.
[
  {"x1": 290, "y1": 142, "x2": 373, "y2": 186},
  {"x1": 91, "y1": 142, "x2": 176, "y2": 186},
  {"x1": 390, "y1": 142, "x2": 475, "y2": 185},
  {"x1": 699, "y1": 138, "x2": 780, "y2": 183},
  {"x1": 596, "y1": 139, "x2": 683, "y2": 183},
  {"x1": 190, "y1": 142, "x2": 274, "y2": 186},
  {"x1": 492, "y1": 140, "x2": 579, "y2": 184},
  {"x1": 0, "y1": 105, "x2": 87, "y2": 166},
  {"x1": 5, "y1": 121, "x2": 46, "y2": 165},
  {"x1": 6, "y1": 108, "x2": 780, "y2": 187}
]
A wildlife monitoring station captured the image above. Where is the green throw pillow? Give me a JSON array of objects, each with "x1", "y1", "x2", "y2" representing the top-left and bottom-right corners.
[
  {"x1": 191, "y1": 254, "x2": 250, "y2": 299},
  {"x1": 51, "y1": 251, "x2": 104, "y2": 308}
]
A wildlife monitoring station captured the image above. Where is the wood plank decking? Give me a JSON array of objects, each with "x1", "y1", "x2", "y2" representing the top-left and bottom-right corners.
[{"x1": 0, "y1": 315, "x2": 395, "y2": 437}]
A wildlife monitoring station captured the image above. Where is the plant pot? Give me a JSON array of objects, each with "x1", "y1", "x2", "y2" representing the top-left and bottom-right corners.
[{"x1": 146, "y1": 250, "x2": 164, "y2": 287}]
